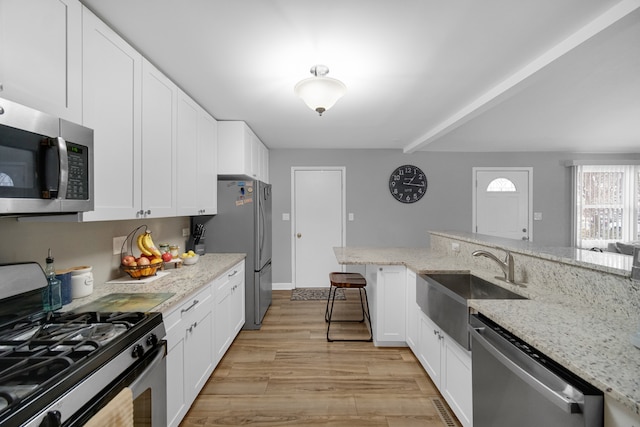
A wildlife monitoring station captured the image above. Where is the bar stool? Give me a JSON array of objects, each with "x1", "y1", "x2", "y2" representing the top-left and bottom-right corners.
[{"x1": 325, "y1": 272, "x2": 372, "y2": 342}]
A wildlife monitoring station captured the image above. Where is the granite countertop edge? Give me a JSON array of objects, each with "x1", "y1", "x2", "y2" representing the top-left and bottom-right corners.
[
  {"x1": 334, "y1": 245, "x2": 640, "y2": 416},
  {"x1": 63, "y1": 253, "x2": 247, "y2": 314}
]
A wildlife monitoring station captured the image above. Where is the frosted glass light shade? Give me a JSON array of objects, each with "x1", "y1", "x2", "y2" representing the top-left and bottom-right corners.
[{"x1": 294, "y1": 76, "x2": 347, "y2": 116}]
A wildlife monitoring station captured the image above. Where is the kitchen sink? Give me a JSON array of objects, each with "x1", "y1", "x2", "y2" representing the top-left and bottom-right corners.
[{"x1": 416, "y1": 273, "x2": 526, "y2": 350}]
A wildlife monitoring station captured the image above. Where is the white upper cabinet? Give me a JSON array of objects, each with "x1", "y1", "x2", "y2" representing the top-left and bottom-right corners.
[
  {"x1": 0, "y1": 0, "x2": 82, "y2": 122},
  {"x1": 176, "y1": 90, "x2": 218, "y2": 216},
  {"x1": 140, "y1": 58, "x2": 177, "y2": 218},
  {"x1": 83, "y1": 8, "x2": 181, "y2": 221},
  {"x1": 218, "y1": 121, "x2": 269, "y2": 183},
  {"x1": 81, "y1": 6, "x2": 143, "y2": 221}
]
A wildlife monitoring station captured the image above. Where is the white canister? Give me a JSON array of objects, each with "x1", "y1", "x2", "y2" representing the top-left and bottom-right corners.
[{"x1": 70, "y1": 265, "x2": 94, "y2": 299}]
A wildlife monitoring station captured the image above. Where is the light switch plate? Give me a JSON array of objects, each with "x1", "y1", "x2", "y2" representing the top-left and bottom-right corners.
[
  {"x1": 534, "y1": 212, "x2": 543, "y2": 221},
  {"x1": 348, "y1": 213, "x2": 354, "y2": 221},
  {"x1": 182, "y1": 228, "x2": 190, "y2": 237},
  {"x1": 282, "y1": 213, "x2": 290, "y2": 221}
]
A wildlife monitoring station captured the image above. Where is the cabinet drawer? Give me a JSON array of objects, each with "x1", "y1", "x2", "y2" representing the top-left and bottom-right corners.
[
  {"x1": 213, "y1": 261, "x2": 245, "y2": 295},
  {"x1": 163, "y1": 285, "x2": 212, "y2": 335}
]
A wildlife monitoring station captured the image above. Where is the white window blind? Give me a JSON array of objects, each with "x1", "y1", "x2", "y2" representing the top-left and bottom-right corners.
[{"x1": 573, "y1": 164, "x2": 640, "y2": 249}]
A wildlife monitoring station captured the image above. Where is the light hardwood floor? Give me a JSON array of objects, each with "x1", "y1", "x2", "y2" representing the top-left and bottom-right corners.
[{"x1": 179, "y1": 289, "x2": 461, "y2": 427}]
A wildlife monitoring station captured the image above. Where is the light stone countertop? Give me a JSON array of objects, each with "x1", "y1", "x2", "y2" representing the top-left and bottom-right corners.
[
  {"x1": 431, "y1": 230, "x2": 635, "y2": 277},
  {"x1": 63, "y1": 253, "x2": 246, "y2": 314},
  {"x1": 334, "y1": 245, "x2": 640, "y2": 416}
]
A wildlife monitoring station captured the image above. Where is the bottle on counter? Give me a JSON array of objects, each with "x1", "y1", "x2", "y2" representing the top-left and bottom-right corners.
[{"x1": 43, "y1": 248, "x2": 62, "y2": 311}]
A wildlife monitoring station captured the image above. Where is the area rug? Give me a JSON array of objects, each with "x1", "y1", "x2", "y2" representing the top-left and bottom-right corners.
[{"x1": 290, "y1": 288, "x2": 345, "y2": 301}]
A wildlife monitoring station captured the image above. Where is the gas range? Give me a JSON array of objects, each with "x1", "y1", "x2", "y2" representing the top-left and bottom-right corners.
[{"x1": 0, "y1": 263, "x2": 166, "y2": 427}]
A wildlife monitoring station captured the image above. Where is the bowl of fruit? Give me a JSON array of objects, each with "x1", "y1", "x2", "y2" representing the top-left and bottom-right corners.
[
  {"x1": 120, "y1": 225, "x2": 165, "y2": 279},
  {"x1": 181, "y1": 250, "x2": 199, "y2": 265}
]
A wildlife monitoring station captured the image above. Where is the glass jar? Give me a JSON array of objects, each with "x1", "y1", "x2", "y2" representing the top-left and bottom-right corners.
[
  {"x1": 169, "y1": 245, "x2": 179, "y2": 258},
  {"x1": 159, "y1": 243, "x2": 170, "y2": 254}
]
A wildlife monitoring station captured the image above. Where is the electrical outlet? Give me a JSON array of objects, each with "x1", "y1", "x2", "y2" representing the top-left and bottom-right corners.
[
  {"x1": 182, "y1": 228, "x2": 190, "y2": 237},
  {"x1": 113, "y1": 236, "x2": 127, "y2": 255},
  {"x1": 451, "y1": 242, "x2": 460, "y2": 252}
]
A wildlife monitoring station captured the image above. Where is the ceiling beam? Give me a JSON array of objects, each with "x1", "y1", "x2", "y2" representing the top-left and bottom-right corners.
[{"x1": 403, "y1": 0, "x2": 640, "y2": 154}]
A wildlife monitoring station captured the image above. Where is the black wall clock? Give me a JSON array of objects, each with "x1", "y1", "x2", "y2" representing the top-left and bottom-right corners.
[{"x1": 389, "y1": 165, "x2": 427, "y2": 203}]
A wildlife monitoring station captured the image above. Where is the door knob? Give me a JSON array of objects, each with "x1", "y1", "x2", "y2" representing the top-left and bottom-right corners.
[
  {"x1": 297, "y1": 233, "x2": 302, "y2": 238},
  {"x1": 522, "y1": 228, "x2": 527, "y2": 232}
]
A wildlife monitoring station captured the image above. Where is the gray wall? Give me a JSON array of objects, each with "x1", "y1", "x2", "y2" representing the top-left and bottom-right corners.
[{"x1": 270, "y1": 149, "x2": 640, "y2": 284}]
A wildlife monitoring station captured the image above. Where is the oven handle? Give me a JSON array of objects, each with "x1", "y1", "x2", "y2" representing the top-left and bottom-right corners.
[
  {"x1": 129, "y1": 342, "x2": 165, "y2": 398},
  {"x1": 470, "y1": 326, "x2": 581, "y2": 414}
]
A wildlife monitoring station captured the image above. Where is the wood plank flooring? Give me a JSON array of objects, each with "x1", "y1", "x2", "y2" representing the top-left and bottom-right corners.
[{"x1": 179, "y1": 289, "x2": 461, "y2": 427}]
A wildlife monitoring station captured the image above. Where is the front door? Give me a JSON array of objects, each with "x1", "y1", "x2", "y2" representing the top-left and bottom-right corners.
[
  {"x1": 293, "y1": 168, "x2": 345, "y2": 288},
  {"x1": 473, "y1": 168, "x2": 532, "y2": 241}
]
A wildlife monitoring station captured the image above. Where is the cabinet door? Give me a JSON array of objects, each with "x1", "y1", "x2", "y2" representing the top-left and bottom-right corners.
[
  {"x1": 166, "y1": 334, "x2": 187, "y2": 427},
  {"x1": 81, "y1": 7, "x2": 142, "y2": 221},
  {"x1": 418, "y1": 311, "x2": 442, "y2": 388},
  {"x1": 176, "y1": 91, "x2": 199, "y2": 216},
  {"x1": 185, "y1": 305, "x2": 214, "y2": 401},
  {"x1": 196, "y1": 110, "x2": 217, "y2": 215},
  {"x1": 406, "y1": 269, "x2": 419, "y2": 352},
  {"x1": 0, "y1": 0, "x2": 82, "y2": 122},
  {"x1": 214, "y1": 283, "x2": 232, "y2": 364},
  {"x1": 375, "y1": 266, "x2": 406, "y2": 344},
  {"x1": 441, "y1": 337, "x2": 472, "y2": 427},
  {"x1": 229, "y1": 263, "x2": 245, "y2": 335},
  {"x1": 141, "y1": 59, "x2": 177, "y2": 218},
  {"x1": 260, "y1": 143, "x2": 269, "y2": 184}
]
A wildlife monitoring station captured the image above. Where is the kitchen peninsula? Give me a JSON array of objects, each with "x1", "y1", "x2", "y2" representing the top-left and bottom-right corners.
[{"x1": 335, "y1": 231, "x2": 640, "y2": 426}]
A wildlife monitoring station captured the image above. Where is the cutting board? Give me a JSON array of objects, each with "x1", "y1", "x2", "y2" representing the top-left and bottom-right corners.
[{"x1": 73, "y1": 292, "x2": 175, "y2": 312}]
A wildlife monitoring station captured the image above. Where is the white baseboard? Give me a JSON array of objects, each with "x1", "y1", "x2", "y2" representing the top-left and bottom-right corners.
[{"x1": 272, "y1": 282, "x2": 293, "y2": 290}]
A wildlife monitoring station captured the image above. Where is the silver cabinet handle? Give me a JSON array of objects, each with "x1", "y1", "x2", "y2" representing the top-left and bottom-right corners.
[
  {"x1": 181, "y1": 299, "x2": 199, "y2": 313},
  {"x1": 228, "y1": 270, "x2": 239, "y2": 277}
]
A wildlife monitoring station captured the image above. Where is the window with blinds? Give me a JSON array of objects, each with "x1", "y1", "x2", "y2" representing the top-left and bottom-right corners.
[{"x1": 573, "y1": 165, "x2": 640, "y2": 249}]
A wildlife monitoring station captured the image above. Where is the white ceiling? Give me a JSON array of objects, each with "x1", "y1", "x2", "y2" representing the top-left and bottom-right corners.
[{"x1": 80, "y1": 0, "x2": 640, "y2": 153}]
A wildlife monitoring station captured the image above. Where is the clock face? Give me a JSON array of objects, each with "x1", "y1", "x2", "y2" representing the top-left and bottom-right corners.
[{"x1": 389, "y1": 165, "x2": 427, "y2": 203}]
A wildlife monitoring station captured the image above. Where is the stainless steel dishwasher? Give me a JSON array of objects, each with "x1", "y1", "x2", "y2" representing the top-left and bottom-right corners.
[{"x1": 469, "y1": 314, "x2": 603, "y2": 427}]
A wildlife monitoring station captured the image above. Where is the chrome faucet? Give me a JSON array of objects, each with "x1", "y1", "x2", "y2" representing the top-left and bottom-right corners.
[{"x1": 472, "y1": 249, "x2": 516, "y2": 284}]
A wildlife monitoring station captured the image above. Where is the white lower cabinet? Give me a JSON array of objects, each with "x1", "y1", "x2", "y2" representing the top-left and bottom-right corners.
[
  {"x1": 213, "y1": 261, "x2": 245, "y2": 363},
  {"x1": 418, "y1": 310, "x2": 472, "y2": 427},
  {"x1": 365, "y1": 265, "x2": 407, "y2": 346},
  {"x1": 164, "y1": 261, "x2": 246, "y2": 427},
  {"x1": 405, "y1": 269, "x2": 419, "y2": 352},
  {"x1": 164, "y1": 285, "x2": 213, "y2": 427}
]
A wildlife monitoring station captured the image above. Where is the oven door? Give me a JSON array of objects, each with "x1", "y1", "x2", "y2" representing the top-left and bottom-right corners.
[{"x1": 47, "y1": 341, "x2": 167, "y2": 427}]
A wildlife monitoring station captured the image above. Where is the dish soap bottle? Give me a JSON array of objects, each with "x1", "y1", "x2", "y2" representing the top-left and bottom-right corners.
[{"x1": 43, "y1": 248, "x2": 62, "y2": 311}]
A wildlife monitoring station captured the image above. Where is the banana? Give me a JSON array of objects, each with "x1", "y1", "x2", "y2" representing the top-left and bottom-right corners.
[
  {"x1": 143, "y1": 231, "x2": 162, "y2": 258},
  {"x1": 137, "y1": 233, "x2": 152, "y2": 256}
]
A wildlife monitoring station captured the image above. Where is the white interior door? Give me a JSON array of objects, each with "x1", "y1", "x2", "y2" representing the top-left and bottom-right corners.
[
  {"x1": 293, "y1": 168, "x2": 345, "y2": 288},
  {"x1": 473, "y1": 168, "x2": 532, "y2": 241}
]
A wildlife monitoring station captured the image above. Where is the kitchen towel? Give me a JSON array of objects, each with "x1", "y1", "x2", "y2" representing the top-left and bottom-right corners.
[{"x1": 85, "y1": 387, "x2": 133, "y2": 427}]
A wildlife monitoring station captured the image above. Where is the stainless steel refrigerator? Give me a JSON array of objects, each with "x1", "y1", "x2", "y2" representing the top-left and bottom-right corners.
[{"x1": 194, "y1": 180, "x2": 272, "y2": 330}]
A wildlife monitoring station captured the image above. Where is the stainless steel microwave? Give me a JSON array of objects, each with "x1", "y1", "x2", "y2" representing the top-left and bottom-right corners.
[{"x1": 0, "y1": 97, "x2": 93, "y2": 215}]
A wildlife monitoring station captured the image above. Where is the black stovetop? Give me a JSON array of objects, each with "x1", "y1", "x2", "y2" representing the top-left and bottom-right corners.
[{"x1": 0, "y1": 308, "x2": 162, "y2": 426}]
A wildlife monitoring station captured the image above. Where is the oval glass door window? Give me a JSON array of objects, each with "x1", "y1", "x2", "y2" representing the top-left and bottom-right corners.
[{"x1": 486, "y1": 178, "x2": 516, "y2": 192}]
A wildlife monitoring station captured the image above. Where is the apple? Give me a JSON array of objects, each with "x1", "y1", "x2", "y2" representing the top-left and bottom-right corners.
[
  {"x1": 137, "y1": 257, "x2": 151, "y2": 266},
  {"x1": 122, "y1": 255, "x2": 136, "y2": 265},
  {"x1": 161, "y1": 252, "x2": 173, "y2": 262}
]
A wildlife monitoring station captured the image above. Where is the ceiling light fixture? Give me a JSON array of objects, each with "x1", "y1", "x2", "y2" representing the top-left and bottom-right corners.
[{"x1": 294, "y1": 65, "x2": 346, "y2": 116}]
